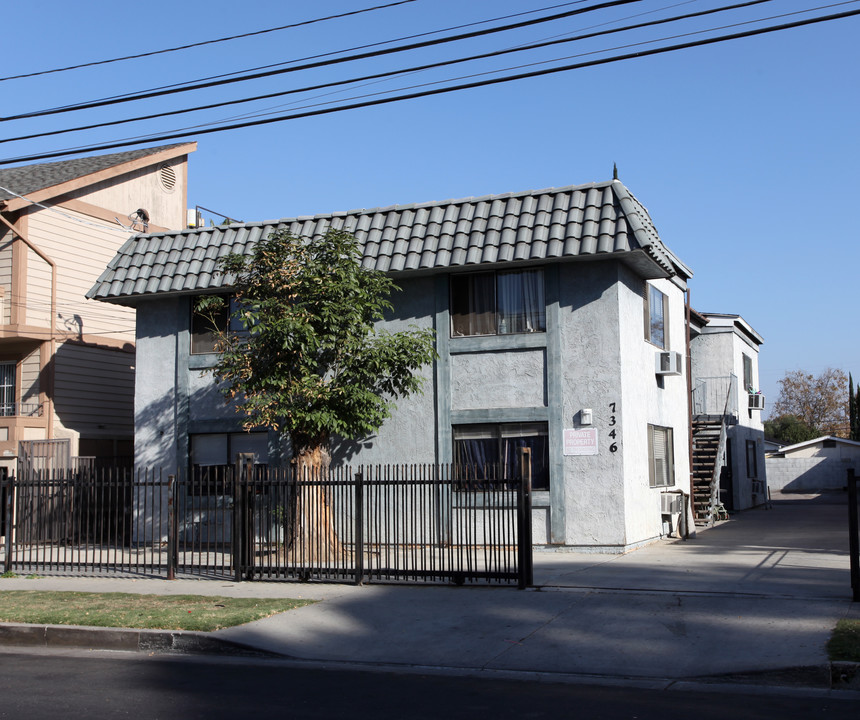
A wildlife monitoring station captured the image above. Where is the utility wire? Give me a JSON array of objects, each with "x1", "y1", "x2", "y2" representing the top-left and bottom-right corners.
[
  {"x1": 0, "y1": 0, "x2": 778, "y2": 145},
  {"x1": 1, "y1": 0, "x2": 642, "y2": 121},
  {"x1": 0, "y1": 1, "x2": 418, "y2": 83},
  {"x1": 2, "y1": 6, "x2": 858, "y2": 166},
  {"x1": 6, "y1": 2, "x2": 595, "y2": 110}
]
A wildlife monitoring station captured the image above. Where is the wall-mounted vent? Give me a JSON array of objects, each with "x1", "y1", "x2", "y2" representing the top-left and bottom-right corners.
[
  {"x1": 748, "y1": 393, "x2": 765, "y2": 411},
  {"x1": 655, "y1": 351, "x2": 683, "y2": 376},
  {"x1": 159, "y1": 163, "x2": 177, "y2": 193}
]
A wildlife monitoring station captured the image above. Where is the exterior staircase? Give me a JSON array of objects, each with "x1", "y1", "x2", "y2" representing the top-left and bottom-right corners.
[{"x1": 691, "y1": 419, "x2": 724, "y2": 525}]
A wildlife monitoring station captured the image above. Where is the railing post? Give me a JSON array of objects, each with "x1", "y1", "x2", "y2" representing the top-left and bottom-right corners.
[
  {"x1": 3, "y1": 474, "x2": 13, "y2": 574},
  {"x1": 849, "y1": 468, "x2": 859, "y2": 602},
  {"x1": 516, "y1": 448, "x2": 533, "y2": 589},
  {"x1": 354, "y1": 469, "x2": 364, "y2": 586},
  {"x1": 166, "y1": 474, "x2": 176, "y2": 581}
]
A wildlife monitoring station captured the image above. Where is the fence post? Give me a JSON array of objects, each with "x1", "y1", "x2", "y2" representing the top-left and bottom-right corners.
[
  {"x1": 166, "y1": 475, "x2": 176, "y2": 581},
  {"x1": 354, "y1": 469, "x2": 364, "y2": 586},
  {"x1": 849, "y1": 468, "x2": 859, "y2": 602},
  {"x1": 516, "y1": 448, "x2": 534, "y2": 589},
  {"x1": 3, "y1": 474, "x2": 12, "y2": 574}
]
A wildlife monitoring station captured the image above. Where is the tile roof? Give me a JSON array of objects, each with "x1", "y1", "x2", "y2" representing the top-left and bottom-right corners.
[
  {"x1": 0, "y1": 144, "x2": 191, "y2": 203},
  {"x1": 88, "y1": 180, "x2": 691, "y2": 304}
]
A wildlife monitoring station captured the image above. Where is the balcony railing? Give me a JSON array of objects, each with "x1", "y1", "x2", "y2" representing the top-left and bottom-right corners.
[
  {"x1": 0, "y1": 402, "x2": 43, "y2": 418},
  {"x1": 692, "y1": 375, "x2": 738, "y2": 418}
]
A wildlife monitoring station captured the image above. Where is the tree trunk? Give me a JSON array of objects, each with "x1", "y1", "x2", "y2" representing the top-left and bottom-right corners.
[{"x1": 287, "y1": 435, "x2": 347, "y2": 566}]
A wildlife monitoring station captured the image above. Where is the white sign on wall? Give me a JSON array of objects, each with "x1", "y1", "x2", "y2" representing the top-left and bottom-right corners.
[{"x1": 563, "y1": 428, "x2": 598, "y2": 456}]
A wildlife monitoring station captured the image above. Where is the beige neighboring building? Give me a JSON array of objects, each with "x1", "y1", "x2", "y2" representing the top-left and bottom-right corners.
[{"x1": 0, "y1": 143, "x2": 195, "y2": 470}]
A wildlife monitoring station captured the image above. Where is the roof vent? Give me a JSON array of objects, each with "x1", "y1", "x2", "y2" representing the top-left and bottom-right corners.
[{"x1": 159, "y1": 163, "x2": 177, "y2": 193}]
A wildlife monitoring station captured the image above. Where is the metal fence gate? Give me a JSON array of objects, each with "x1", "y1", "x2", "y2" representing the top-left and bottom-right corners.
[{"x1": 1, "y1": 464, "x2": 533, "y2": 587}]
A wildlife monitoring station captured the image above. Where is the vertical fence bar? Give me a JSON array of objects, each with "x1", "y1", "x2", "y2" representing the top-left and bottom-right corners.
[
  {"x1": 167, "y1": 475, "x2": 176, "y2": 581},
  {"x1": 354, "y1": 470, "x2": 364, "y2": 586},
  {"x1": 849, "y1": 468, "x2": 859, "y2": 602},
  {"x1": 3, "y1": 475, "x2": 12, "y2": 574},
  {"x1": 517, "y1": 449, "x2": 534, "y2": 590}
]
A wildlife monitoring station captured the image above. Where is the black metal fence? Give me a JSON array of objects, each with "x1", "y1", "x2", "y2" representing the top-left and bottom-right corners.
[{"x1": 1, "y1": 464, "x2": 533, "y2": 587}]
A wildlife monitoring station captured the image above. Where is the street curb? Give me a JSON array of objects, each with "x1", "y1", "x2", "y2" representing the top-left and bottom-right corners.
[
  {"x1": 0, "y1": 623, "x2": 286, "y2": 659},
  {"x1": 2, "y1": 622, "x2": 858, "y2": 692}
]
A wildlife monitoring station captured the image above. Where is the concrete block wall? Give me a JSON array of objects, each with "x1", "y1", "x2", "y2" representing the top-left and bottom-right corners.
[{"x1": 765, "y1": 457, "x2": 854, "y2": 492}]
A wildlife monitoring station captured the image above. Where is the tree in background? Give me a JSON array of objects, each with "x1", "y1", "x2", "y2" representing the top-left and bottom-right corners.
[
  {"x1": 771, "y1": 368, "x2": 848, "y2": 437},
  {"x1": 850, "y1": 373, "x2": 858, "y2": 441},
  {"x1": 763, "y1": 414, "x2": 819, "y2": 446}
]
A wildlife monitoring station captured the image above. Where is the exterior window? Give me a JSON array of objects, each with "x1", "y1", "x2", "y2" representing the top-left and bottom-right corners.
[
  {"x1": 453, "y1": 422, "x2": 549, "y2": 490},
  {"x1": 0, "y1": 362, "x2": 15, "y2": 417},
  {"x1": 742, "y1": 353, "x2": 753, "y2": 392},
  {"x1": 645, "y1": 284, "x2": 668, "y2": 348},
  {"x1": 648, "y1": 424, "x2": 675, "y2": 487},
  {"x1": 451, "y1": 269, "x2": 545, "y2": 337},
  {"x1": 191, "y1": 295, "x2": 243, "y2": 354},
  {"x1": 745, "y1": 440, "x2": 758, "y2": 479},
  {"x1": 190, "y1": 432, "x2": 269, "y2": 494}
]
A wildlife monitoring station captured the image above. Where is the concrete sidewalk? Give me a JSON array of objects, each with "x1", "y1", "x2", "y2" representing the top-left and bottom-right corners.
[{"x1": 1, "y1": 492, "x2": 858, "y2": 689}]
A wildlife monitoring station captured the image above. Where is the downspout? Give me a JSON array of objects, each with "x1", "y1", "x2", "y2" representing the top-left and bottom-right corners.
[{"x1": 0, "y1": 211, "x2": 57, "y2": 439}]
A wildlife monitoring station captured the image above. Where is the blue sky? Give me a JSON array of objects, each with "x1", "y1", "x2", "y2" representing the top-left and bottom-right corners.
[{"x1": 3, "y1": 1, "x2": 858, "y2": 408}]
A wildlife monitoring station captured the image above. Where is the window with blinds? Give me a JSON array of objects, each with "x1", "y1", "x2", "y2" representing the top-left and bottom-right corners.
[{"x1": 648, "y1": 424, "x2": 675, "y2": 488}]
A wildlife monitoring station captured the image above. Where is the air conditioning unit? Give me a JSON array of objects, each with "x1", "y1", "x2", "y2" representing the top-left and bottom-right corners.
[
  {"x1": 660, "y1": 493, "x2": 682, "y2": 514},
  {"x1": 655, "y1": 351, "x2": 683, "y2": 376},
  {"x1": 748, "y1": 393, "x2": 765, "y2": 411}
]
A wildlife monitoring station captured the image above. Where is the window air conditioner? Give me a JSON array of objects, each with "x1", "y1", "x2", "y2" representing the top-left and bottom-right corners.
[
  {"x1": 655, "y1": 351, "x2": 683, "y2": 376},
  {"x1": 748, "y1": 393, "x2": 765, "y2": 411},
  {"x1": 660, "y1": 493, "x2": 682, "y2": 514}
]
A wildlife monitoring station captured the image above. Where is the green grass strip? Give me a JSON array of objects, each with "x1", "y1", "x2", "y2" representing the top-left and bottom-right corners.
[
  {"x1": 828, "y1": 618, "x2": 860, "y2": 662},
  {"x1": 0, "y1": 591, "x2": 314, "y2": 632}
]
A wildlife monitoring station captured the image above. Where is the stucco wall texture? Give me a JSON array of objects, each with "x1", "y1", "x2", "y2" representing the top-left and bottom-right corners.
[{"x1": 134, "y1": 259, "x2": 692, "y2": 551}]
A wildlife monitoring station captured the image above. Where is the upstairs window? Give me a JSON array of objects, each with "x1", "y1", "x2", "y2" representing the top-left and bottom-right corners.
[
  {"x1": 451, "y1": 269, "x2": 545, "y2": 337},
  {"x1": 645, "y1": 284, "x2": 668, "y2": 349},
  {"x1": 743, "y1": 353, "x2": 753, "y2": 392},
  {"x1": 191, "y1": 295, "x2": 244, "y2": 354}
]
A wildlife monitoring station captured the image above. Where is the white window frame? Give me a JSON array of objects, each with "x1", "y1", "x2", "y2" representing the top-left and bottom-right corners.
[
  {"x1": 644, "y1": 284, "x2": 668, "y2": 349},
  {"x1": 648, "y1": 424, "x2": 675, "y2": 488}
]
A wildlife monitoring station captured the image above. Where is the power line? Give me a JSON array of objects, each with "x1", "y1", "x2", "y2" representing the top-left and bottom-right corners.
[
  {"x1": 3, "y1": 6, "x2": 858, "y2": 167},
  {"x1": 0, "y1": 0, "x2": 777, "y2": 145},
  {"x1": 1, "y1": 0, "x2": 641, "y2": 121},
  {"x1": 4, "y1": 2, "x2": 595, "y2": 113},
  {"x1": 0, "y1": 1, "x2": 419, "y2": 83}
]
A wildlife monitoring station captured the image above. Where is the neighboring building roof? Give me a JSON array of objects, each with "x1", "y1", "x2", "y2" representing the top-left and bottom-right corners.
[
  {"x1": 698, "y1": 312, "x2": 764, "y2": 347},
  {"x1": 88, "y1": 179, "x2": 692, "y2": 305},
  {"x1": 768, "y1": 435, "x2": 860, "y2": 456},
  {"x1": 0, "y1": 143, "x2": 195, "y2": 207}
]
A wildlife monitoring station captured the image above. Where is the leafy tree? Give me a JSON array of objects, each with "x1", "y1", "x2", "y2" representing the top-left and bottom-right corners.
[
  {"x1": 850, "y1": 373, "x2": 858, "y2": 441},
  {"x1": 771, "y1": 368, "x2": 848, "y2": 437},
  {"x1": 763, "y1": 414, "x2": 819, "y2": 446},
  {"x1": 197, "y1": 228, "x2": 437, "y2": 472}
]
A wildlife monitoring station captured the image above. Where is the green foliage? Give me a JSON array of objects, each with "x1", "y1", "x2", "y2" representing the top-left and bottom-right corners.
[
  {"x1": 199, "y1": 228, "x2": 436, "y2": 454},
  {"x1": 763, "y1": 414, "x2": 819, "y2": 446},
  {"x1": 828, "y1": 618, "x2": 860, "y2": 662}
]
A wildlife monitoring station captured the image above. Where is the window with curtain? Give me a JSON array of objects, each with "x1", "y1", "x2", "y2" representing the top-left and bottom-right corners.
[
  {"x1": 0, "y1": 362, "x2": 15, "y2": 417},
  {"x1": 450, "y1": 269, "x2": 545, "y2": 337},
  {"x1": 453, "y1": 422, "x2": 549, "y2": 490},
  {"x1": 645, "y1": 284, "x2": 668, "y2": 349},
  {"x1": 648, "y1": 424, "x2": 675, "y2": 487}
]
